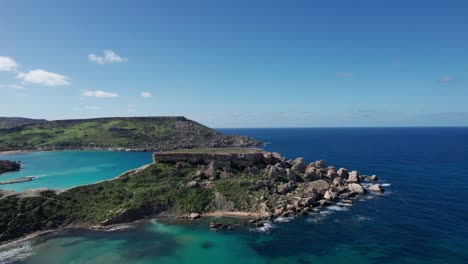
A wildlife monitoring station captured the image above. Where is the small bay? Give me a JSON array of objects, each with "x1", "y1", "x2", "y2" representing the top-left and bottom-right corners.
[{"x1": 0, "y1": 151, "x2": 152, "y2": 192}]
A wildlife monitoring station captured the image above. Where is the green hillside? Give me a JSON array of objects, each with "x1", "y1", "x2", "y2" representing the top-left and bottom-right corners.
[
  {"x1": 0, "y1": 117, "x2": 47, "y2": 129},
  {"x1": 0, "y1": 117, "x2": 259, "y2": 151}
]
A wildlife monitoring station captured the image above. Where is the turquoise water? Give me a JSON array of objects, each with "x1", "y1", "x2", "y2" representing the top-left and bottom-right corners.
[
  {"x1": 1, "y1": 128, "x2": 468, "y2": 263},
  {"x1": 0, "y1": 151, "x2": 152, "y2": 192}
]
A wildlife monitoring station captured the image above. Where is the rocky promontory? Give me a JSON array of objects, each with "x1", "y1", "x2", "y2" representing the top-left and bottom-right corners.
[
  {"x1": 0, "y1": 148, "x2": 383, "y2": 244},
  {"x1": 0, "y1": 160, "x2": 21, "y2": 174}
]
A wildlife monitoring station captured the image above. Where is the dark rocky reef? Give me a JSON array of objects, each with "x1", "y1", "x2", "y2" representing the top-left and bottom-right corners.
[{"x1": 0, "y1": 160, "x2": 21, "y2": 174}]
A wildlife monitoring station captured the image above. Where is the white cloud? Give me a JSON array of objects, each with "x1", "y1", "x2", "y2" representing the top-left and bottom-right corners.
[
  {"x1": 0, "y1": 56, "x2": 18, "y2": 72},
  {"x1": 88, "y1": 50, "x2": 128, "y2": 64},
  {"x1": 85, "y1": 105, "x2": 102, "y2": 110},
  {"x1": 16, "y1": 69, "x2": 70, "y2": 86},
  {"x1": 81, "y1": 89, "x2": 120, "y2": 98},
  {"x1": 0, "y1": 84, "x2": 25, "y2": 90},
  {"x1": 140, "y1": 92, "x2": 152, "y2": 98}
]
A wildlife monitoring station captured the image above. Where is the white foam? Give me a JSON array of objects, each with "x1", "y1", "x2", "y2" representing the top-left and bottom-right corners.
[
  {"x1": 381, "y1": 183, "x2": 391, "y2": 187},
  {"x1": 327, "y1": 205, "x2": 349, "y2": 211},
  {"x1": 337, "y1": 202, "x2": 352, "y2": 207},
  {"x1": 104, "y1": 224, "x2": 133, "y2": 231},
  {"x1": 0, "y1": 242, "x2": 33, "y2": 264},
  {"x1": 253, "y1": 221, "x2": 276, "y2": 232},
  {"x1": 274, "y1": 216, "x2": 293, "y2": 223}
]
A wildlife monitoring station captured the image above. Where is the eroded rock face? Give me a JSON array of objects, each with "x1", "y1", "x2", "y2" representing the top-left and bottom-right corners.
[{"x1": 368, "y1": 175, "x2": 378, "y2": 181}]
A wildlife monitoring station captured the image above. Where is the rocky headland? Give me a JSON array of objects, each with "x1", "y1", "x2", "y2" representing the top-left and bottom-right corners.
[
  {"x1": 0, "y1": 160, "x2": 21, "y2": 174},
  {"x1": 0, "y1": 117, "x2": 261, "y2": 152},
  {"x1": 0, "y1": 148, "x2": 385, "y2": 244}
]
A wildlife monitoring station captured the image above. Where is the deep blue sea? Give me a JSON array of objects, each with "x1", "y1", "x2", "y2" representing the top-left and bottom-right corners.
[{"x1": 1, "y1": 128, "x2": 467, "y2": 263}]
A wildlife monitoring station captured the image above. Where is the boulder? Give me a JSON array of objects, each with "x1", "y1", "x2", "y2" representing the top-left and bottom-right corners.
[
  {"x1": 304, "y1": 167, "x2": 321, "y2": 181},
  {"x1": 368, "y1": 175, "x2": 378, "y2": 181},
  {"x1": 369, "y1": 184, "x2": 384, "y2": 193},
  {"x1": 347, "y1": 183, "x2": 365, "y2": 194},
  {"x1": 332, "y1": 177, "x2": 344, "y2": 187},
  {"x1": 266, "y1": 165, "x2": 279, "y2": 181},
  {"x1": 189, "y1": 213, "x2": 201, "y2": 220},
  {"x1": 337, "y1": 168, "x2": 349, "y2": 178},
  {"x1": 277, "y1": 183, "x2": 290, "y2": 194},
  {"x1": 347, "y1": 170, "x2": 360, "y2": 183},
  {"x1": 314, "y1": 160, "x2": 326, "y2": 169},
  {"x1": 326, "y1": 168, "x2": 338, "y2": 179},
  {"x1": 304, "y1": 179, "x2": 330, "y2": 195},
  {"x1": 324, "y1": 189, "x2": 337, "y2": 201},
  {"x1": 186, "y1": 181, "x2": 198, "y2": 188},
  {"x1": 291, "y1": 157, "x2": 306, "y2": 173},
  {"x1": 286, "y1": 168, "x2": 297, "y2": 183}
]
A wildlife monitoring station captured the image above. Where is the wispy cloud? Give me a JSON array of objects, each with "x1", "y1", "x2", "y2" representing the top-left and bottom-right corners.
[
  {"x1": 88, "y1": 50, "x2": 128, "y2": 64},
  {"x1": 336, "y1": 72, "x2": 354, "y2": 78},
  {"x1": 0, "y1": 56, "x2": 18, "y2": 72},
  {"x1": 0, "y1": 84, "x2": 25, "y2": 90},
  {"x1": 140, "y1": 92, "x2": 152, "y2": 98},
  {"x1": 81, "y1": 90, "x2": 120, "y2": 98},
  {"x1": 437, "y1": 76, "x2": 455, "y2": 83},
  {"x1": 16, "y1": 69, "x2": 70, "y2": 86}
]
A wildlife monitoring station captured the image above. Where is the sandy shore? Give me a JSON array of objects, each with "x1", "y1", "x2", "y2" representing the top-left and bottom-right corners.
[{"x1": 0, "y1": 150, "x2": 35, "y2": 155}]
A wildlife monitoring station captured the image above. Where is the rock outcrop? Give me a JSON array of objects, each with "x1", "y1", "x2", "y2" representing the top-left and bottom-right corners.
[{"x1": 0, "y1": 160, "x2": 21, "y2": 174}]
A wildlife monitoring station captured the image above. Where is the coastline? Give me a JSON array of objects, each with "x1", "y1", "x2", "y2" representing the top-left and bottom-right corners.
[{"x1": 0, "y1": 211, "x2": 260, "y2": 248}]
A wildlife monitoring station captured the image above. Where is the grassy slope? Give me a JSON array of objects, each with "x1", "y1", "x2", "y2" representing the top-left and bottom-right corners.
[
  {"x1": 0, "y1": 117, "x2": 47, "y2": 129},
  {"x1": 0, "y1": 162, "x2": 266, "y2": 242},
  {"x1": 0, "y1": 117, "x2": 252, "y2": 151}
]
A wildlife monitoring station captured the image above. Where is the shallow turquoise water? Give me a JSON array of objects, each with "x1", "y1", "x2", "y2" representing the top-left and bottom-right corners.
[{"x1": 0, "y1": 151, "x2": 152, "y2": 192}]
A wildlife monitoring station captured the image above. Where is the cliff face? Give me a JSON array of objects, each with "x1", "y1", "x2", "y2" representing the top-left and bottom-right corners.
[
  {"x1": 0, "y1": 116, "x2": 261, "y2": 151},
  {"x1": 0, "y1": 160, "x2": 21, "y2": 174},
  {"x1": 153, "y1": 148, "x2": 272, "y2": 169}
]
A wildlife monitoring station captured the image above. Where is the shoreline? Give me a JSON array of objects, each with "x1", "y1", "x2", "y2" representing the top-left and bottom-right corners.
[{"x1": 0, "y1": 211, "x2": 259, "y2": 248}]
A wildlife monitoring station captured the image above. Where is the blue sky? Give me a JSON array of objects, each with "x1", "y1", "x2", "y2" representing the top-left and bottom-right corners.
[{"x1": 0, "y1": 0, "x2": 467, "y2": 127}]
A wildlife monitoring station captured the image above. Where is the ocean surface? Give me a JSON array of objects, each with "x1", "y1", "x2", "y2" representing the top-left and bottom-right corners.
[
  {"x1": 1, "y1": 127, "x2": 468, "y2": 263},
  {"x1": 0, "y1": 151, "x2": 152, "y2": 192}
]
